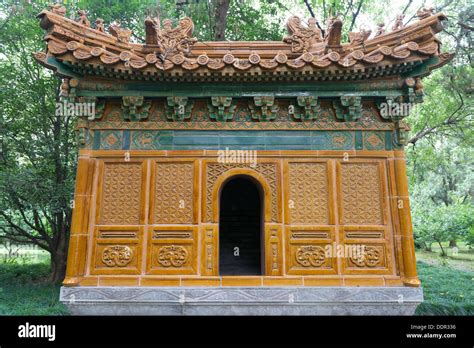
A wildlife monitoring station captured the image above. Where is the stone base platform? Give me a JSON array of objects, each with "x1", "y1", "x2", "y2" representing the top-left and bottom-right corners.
[{"x1": 60, "y1": 286, "x2": 423, "y2": 315}]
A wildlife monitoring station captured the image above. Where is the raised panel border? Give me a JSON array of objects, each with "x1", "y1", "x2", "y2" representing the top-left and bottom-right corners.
[
  {"x1": 285, "y1": 226, "x2": 337, "y2": 275},
  {"x1": 146, "y1": 225, "x2": 198, "y2": 275},
  {"x1": 90, "y1": 226, "x2": 143, "y2": 275}
]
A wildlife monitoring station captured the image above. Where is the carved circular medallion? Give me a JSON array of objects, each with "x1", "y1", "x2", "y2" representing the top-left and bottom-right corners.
[
  {"x1": 248, "y1": 51, "x2": 261, "y2": 64},
  {"x1": 69, "y1": 78, "x2": 79, "y2": 87},
  {"x1": 197, "y1": 54, "x2": 209, "y2": 65},
  {"x1": 66, "y1": 41, "x2": 80, "y2": 51},
  {"x1": 119, "y1": 51, "x2": 132, "y2": 61},
  {"x1": 91, "y1": 47, "x2": 104, "y2": 57},
  {"x1": 327, "y1": 51, "x2": 340, "y2": 62},
  {"x1": 352, "y1": 50, "x2": 364, "y2": 60},
  {"x1": 364, "y1": 247, "x2": 382, "y2": 267},
  {"x1": 145, "y1": 53, "x2": 158, "y2": 64},
  {"x1": 406, "y1": 41, "x2": 419, "y2": 51},
  {"x1": 349, "y1": 246, "x2": 382, "y2": 267},
  {"x1": 405, "y1": 77, "x2": 416, "y2": 87},
  {"x1": 223, "y1": 52, "x2": 235, "y2": 64},
  {"x1": 157, "y1": 245, "x2": 188, "y2": 267},
  {"x1": 275, "y1": 51, "x2": 288, "y2": 64},
  {"x1": 302, "y1": 52, "x2": 314, "y2": 63},
  {"x1": 102, "y1": 245, "x2": 133, "y2": 267},
  {"x1": 172, "y1": 53, "x2": 185, "y2": 65},
  {"x1": 379, "y1": 45, "x2": 392, "y2": 55},
  {"x1": 295, "y1": 245, "x2": 326, "y2": 267}
]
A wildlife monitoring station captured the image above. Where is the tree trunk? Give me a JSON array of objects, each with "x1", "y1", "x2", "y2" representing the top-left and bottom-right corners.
[
  {"x1": 213, "y1": 0, "x2": 230, "y2": 41},
  {"x1": 49, "y1": 229, "x2": 69, "y2": 284},
  {"x1": 50, "y1": 252, "x2": 67, "y2": 284},
  {"x1": 437, "y1": 240, "x2": 446, "y2": 256}
]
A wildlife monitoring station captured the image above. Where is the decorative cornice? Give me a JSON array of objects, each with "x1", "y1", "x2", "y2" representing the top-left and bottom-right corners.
[{"x1": 34, "y1": 9, "x2": 452, "y2": 83}]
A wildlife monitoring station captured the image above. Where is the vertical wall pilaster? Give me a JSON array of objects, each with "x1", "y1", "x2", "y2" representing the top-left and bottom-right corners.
[
  {"x1": 64, "y1": 153, "x2": 95, "y2": 286},
  {"x1": 393, "y1": 150, "x2": 420, "y2": 287}
]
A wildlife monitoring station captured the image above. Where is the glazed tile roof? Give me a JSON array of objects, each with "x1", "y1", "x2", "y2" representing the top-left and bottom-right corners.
[{"x1": 34, "y1": 6, "x2": 453, "y2": 82}]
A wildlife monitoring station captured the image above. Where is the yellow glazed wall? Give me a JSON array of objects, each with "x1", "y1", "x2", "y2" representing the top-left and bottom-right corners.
[{"x1": 63, "y1": 149, "x2": 420, "y2": 287}]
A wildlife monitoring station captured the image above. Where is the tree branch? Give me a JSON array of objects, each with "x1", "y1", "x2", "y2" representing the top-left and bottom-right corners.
[
  {"x1": 303, "y1": 0, "x2": 325, "y2": 33},
  {"x1": 349, "y1": 0, "x2": 364, "y2": 32}
]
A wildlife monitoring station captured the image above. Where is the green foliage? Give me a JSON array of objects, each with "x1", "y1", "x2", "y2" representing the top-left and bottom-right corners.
[
  {"x1": 466, "y1": 226, "x2": 474, "y2": 248},
  {"x1": 413, "y1": 199, "x2": 474, "y2": 254},
  {"x1": 415, "y1": 261, "x2": 474, "y2": 315},
  {"x1": 0, "y1": 1, "x2": 77, "y2": 282},
  {"x1": 407, "y1": 0, "x2": 474, "y2": 256},
  {"x1": 0, "y1": 263, "x2": 68, "y2": 315}
]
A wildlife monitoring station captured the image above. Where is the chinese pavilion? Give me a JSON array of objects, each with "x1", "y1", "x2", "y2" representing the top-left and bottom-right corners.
[{"x1": 35, "y1": 5, "x2": 452, "y2": 315}]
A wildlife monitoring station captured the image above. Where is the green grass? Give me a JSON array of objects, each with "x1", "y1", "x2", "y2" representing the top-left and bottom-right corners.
[
  {"x1": 415, "y1": 260, "x2": 474, "y2": 315},
  {"x1": 0, "y1": 263, "x2": 69, "y2": 315}
]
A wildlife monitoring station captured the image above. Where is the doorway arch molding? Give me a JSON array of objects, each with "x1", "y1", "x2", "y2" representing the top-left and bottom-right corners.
[{"x1": 211, "y1": 168, "x2": 272, "y2": 223}]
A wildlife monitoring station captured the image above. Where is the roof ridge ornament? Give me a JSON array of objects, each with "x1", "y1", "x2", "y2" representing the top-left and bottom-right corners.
[
  {"x1": 77, "y1": 10, "x2": 90, "y2": 27},
  {"x1": 145, "y1": 16, "x2": 198, "y2": 59},
  {"x1": 392, "y1": 14, "x2": 405, "y2": 31},
  {"x1": 348, "y1": 28, "x2": 372, "y2": 46},
  {"x1": 109, "y1": 22, "x2": 132, "y2": 44},
  {"x1": 49, "y1": 3, "x2": 66, "y2": 17},
  {"x1": 95, "y1": 18, "x2": 105, "y2": 33},
  {"x1": 283, "y1": 16, "x2": 324, "y2": 53},
  {"x1": 375, "y1": 23, "x2": 385, "y2": 37},
  {"x1": 416, "y1": 7, "x2": 435, "y2": 20},
  {"x1": 324, "y1": 16, "x2": 343, "y2": 52}
]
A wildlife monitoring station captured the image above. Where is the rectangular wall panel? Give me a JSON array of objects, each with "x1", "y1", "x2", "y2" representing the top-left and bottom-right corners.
[
  {"x1": 151, "y1": 160, "x2": 196, "y2": 224},
  {"x1": 90, "y1": 226, "x2": 143, "y2": 275},
  {"x1": 146, "y1": 226, "x2": 198, "y2": 275},
  {"x1": 98, "y1": 161, "x2": 146, "y2": 225},
  {"x1": 285, "y1": 226, "x2": 337, "y2": 275},
  {"x1": 287, "y1": 162, "x2": 330, "y2": 225}
]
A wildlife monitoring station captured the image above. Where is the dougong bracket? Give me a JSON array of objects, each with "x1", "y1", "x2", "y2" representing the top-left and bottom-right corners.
[
  {"x1": 333, "y1": 96, "x2": 362, "y2": 122},
  {"x1": 78, "y1": 96, "x2": 105, "y2": 120},
  {"x1": 208, "y1": 97, "x2": 236, "y2": 122},
  {"x1": 393, "y1": 122, "x2": 410, "y2": 149},
  {"x1": 290, "y1": 96, "x2": 320, "y2": 121},
  {"x1": 166, "y1": 97, "x2": 194, "y2": 121},
  {"x1": 249, "y1": 96, "x2": 279, "y2": 121},
  {"x1": 122, "y1": 96, "x2": 151, "y2": 121}
]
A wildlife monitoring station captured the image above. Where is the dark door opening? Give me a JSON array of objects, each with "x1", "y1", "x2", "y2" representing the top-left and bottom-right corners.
[{"x1": 219, "y1": 176, "x2": 263, "y2": 276}]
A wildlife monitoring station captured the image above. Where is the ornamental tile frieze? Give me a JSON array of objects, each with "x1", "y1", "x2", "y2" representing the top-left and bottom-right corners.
[{"x1": 75, "y1": 97, "x2": 405, "y2": 130}]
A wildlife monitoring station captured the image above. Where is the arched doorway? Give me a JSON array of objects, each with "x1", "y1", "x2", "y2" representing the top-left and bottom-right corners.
[{"x1": 219, "y1": 176, "x2": 263, "y2": 276}]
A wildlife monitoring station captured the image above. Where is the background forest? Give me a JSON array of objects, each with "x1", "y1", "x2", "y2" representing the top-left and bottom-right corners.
[{"x1": 0, "y1": 0, "x2": 472, "y2": 315}]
